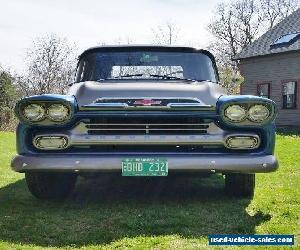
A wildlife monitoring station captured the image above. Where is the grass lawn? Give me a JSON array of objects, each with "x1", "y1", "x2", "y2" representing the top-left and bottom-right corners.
[{"x1": 0, "y1": 131, "x2": 299, "y2": 249}]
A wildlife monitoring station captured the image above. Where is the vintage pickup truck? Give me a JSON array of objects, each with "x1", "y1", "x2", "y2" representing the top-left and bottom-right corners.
[{"x1": 12, "y1": 45, "x2": 278, "y2": 199}]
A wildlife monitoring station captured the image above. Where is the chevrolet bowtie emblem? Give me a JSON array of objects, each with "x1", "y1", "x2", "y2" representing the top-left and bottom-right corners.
[{"x1": 133, "y1": 99, "x2": 162, "y2": 106}]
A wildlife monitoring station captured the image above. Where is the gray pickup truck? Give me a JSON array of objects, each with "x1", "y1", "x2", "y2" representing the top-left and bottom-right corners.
[{"x1": 12, "y1": 45, "x2": 278, "y2": 199}]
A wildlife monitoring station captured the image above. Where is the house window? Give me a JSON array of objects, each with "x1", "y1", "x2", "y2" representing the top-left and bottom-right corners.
[
  {"x1": 257, "y1": 83, "x2": 270, "y2": 98},
  {"x1": 282, "y1": 81, "x2": 297, "y2": 109},
  {"x1": 271, "y1": 33, "x2": 300, "y2": 47}
]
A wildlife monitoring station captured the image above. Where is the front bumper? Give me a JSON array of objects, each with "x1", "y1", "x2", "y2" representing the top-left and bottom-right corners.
[{"x1": 11, "y1": 154, "x2": 278, "y2": 173}]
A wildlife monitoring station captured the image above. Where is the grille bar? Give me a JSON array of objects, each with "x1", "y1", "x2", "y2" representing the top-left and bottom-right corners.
[
  {"x1": 85, "y1": 122, "x2": 209, "y2": 134},
  {"x1": 86, "y1": 123, "x2": 209, "y2": 126},
  {"x1": 69, "y1": 134, "x2": 225, "y2": 145},
  {"x1": 86, "y1": 128, "x2": 208, "y2": 131}
]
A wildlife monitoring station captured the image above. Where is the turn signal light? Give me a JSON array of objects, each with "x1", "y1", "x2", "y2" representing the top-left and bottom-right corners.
[
  {"x1": 226, "y1": 136, "x2": 259, "y2": 149},
  {"x1": 34, "y1": 136, "x2": 68, "y2": 150}
]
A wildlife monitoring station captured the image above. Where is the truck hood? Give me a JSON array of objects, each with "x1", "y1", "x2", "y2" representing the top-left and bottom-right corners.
[{"x1": 68, "y1": 81, "x2": 227, "y2": 107}]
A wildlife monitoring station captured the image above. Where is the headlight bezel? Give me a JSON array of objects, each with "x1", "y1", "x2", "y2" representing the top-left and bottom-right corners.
[
  {"x1": 19, "y1": 101, "x2": 73, "y2": 124},
  {"x1": 220, "y1": 98, "x2": 276, "y2": 126}
]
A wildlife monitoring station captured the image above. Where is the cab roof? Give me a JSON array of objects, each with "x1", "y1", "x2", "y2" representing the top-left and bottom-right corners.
[{"x1": 78, "y1": 45, "x2": 216, "y2": 61}]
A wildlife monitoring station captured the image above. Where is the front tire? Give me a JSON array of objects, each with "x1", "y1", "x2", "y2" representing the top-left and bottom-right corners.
[
  {"x1": 225, "y1": 173, "x2": 255, "y2": 197},
  {"x1": 25, "y1": 172, "x2": 77, "y2": 200}
]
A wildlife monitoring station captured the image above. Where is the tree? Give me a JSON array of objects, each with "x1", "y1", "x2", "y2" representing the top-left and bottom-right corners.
[
  {"x1": 219, "y1": 67, "x2": 244, "y2": 94},
  {"x1": 208, "y1": 0, "x2": 299, "y2": 93},
  {"x1": 209, "y1": 0, "x2": 299, "y2": 64},
  {"x1": 260, "y1": 0, "x2": 300, "y2": 29},
  {"x1": 18, "y1": 34, "x2": 77, "y2": 95},
  {"x1": 152, "y1": 22, "x2": 180, "y2": 45},
  {"x1": 0, "y1": 67, "x2": 18, "y2": 129}
]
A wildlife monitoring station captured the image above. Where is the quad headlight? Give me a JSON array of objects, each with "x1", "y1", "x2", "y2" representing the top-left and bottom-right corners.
[
  {"x1": 22, "y1": 103, "x2": 71, "y2": 122},
  {"x1": 47, "y1": 104, "x2": 70, "y2": 122},
  {"x1": 248, "y1": 104, "x2": 270, "y2": 122},
  {"x1": 23, "y1": 104, "x2": 46, "y2": 122},
  {"x1": 223, "y1": 103, "x2": 272, "y2": 124},
  {"x1": 224, "y1": 105, "x2": 247, "y2": 122}
]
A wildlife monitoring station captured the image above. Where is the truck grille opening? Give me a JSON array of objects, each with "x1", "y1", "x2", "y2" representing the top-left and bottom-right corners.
[{"x1": 85, "y1": 117, "x2": 212, "y2": 135}]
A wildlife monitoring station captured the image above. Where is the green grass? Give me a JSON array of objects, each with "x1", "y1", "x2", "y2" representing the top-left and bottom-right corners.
[{"x1": 0, "y1": 132, "x2": 299, "y2": 249}]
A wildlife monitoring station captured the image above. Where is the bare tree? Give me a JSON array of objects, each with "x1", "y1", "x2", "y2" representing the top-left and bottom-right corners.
[
  {"x1": 18, "y1": 34, "x2": 77, "y2": 95},
  {"x1": 208, "y1": 0, "x2": 263, "y2": 65},
  {"x1": 152, "y1": 22, "x2": 180, "y2": 45},
  {"x1": 208, "y1": 0, "x2": 299, "y2": 64},
  {"x1": 260, "y1": 0, "x2": 299, "y2": 29},
  {"x1": 207, "y1": 0, "x2": 299, "y2": 93}
]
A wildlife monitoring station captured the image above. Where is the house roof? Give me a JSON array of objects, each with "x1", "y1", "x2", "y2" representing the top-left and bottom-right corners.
[{"x1": 234, "y1": 8, "x2": 300, "y2": 60}]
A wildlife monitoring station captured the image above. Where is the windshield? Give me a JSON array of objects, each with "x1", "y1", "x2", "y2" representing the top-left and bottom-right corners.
[{"x1": 75, "y1": 51, "x2": 218, "y2": 82}]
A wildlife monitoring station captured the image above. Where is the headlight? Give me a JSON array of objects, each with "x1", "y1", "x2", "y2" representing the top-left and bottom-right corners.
[
  {"x1": 23, "y1": 104, "x2": 45, "y2": 121},
  {"x1": 224, "y1": 105, "x2": 246, "y2": 122},
  {"x1": 47, "y1": 104, "x2": 70, "y2": 122},
  {"x1": 248, "y1": 105, "x2": 270, "y2": 122}
]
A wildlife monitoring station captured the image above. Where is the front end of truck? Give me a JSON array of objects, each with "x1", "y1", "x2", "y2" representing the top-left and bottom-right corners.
[{"x1": 11, "y1": 46, "x2": 278, "y2": 199}]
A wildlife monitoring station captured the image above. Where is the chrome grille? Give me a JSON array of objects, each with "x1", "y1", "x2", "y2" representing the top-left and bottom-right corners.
[{"x1": 84, "y1": 118, "x2": 211, "y2": 135}]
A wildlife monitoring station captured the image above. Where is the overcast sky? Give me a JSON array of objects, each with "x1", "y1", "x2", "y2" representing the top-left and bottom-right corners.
[{"x1": 0, "y1": 0, "x2": 225, "y2": 73}]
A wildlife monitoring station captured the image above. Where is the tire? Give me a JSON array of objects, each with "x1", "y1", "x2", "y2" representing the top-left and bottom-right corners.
[
  {"x1": 25, "y1": 172, "x2": 77, "y2": 200},
  {"x1": 225, "y1": 173, "x2": 255, "y2": 197}
]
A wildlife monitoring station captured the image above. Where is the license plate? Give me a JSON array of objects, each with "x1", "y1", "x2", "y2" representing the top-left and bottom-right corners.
[{"x1": 122, "y1": 158, "x2": 168, "y2": 176}]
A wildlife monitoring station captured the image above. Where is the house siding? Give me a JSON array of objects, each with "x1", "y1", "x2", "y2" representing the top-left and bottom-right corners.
[{"x1": 238, "y1": 51, "x2": 300, "y2": 127}]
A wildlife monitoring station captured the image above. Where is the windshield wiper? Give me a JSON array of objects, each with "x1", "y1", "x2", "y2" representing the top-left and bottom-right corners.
[
  {"x1": 113, "y1": 74, "x2": 143, "y2": 78},
  {"x1": 149, "y1": 74, "x2": 197, "y2": 82},
  {"x1": 96, "y1": 74, "x2": 144, "y2": 82},
  {"x1": 96, "y1": 74, "x2": 212, "y2": 83}
]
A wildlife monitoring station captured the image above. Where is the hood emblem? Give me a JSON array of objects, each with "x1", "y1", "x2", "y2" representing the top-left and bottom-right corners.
[{"x1": 133, "y1": 99, "x2": 162, "y2": 106}]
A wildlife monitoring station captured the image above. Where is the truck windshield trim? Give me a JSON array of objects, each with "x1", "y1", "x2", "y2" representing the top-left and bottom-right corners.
[{"x1": 75, "y1": 51, "x2": 218, "y2": 83}]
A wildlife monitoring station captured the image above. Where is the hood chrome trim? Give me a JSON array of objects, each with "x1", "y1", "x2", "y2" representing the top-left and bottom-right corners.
[
  {"x1": 167, "y1": 103, "x2": 210, "y2": 108},
  {"x1": 83, "y1": 103, "x2": 129, "y2": 108},
  {"x1": 94, "y1": 96, "x2": 202, "y2": 101},
  {"x1": 80, "y1": 97, "x2": 215, "y2": 111}
]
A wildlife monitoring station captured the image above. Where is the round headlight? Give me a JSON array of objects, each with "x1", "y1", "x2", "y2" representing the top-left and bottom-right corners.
[
  {"x1": 224, "y1": 105, "x2": 247, "y2": 122},
  {"x1": 248, "y1": 105, "x2": 270, "y2": 122},
  {"x1": 47, "y1": 104, "x2": 70, "y2": 122},
  {"x1": 23, "y1": 104, "x2": 45, "y2": 121}
]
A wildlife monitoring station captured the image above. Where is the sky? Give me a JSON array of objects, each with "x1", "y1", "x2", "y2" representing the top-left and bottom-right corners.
[{"x1": 0, "y1": 0, "x2": 225, "y2": 73}]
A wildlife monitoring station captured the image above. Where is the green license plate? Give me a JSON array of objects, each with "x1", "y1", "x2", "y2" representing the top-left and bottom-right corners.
[{"x1": 122, "y1": 158, "x2": 168, "y2": 176}]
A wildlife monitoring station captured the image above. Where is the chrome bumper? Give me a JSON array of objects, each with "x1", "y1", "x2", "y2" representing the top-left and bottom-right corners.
[{"x1": 11, "y1": 154, "x2": 278, "y2": 173}]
